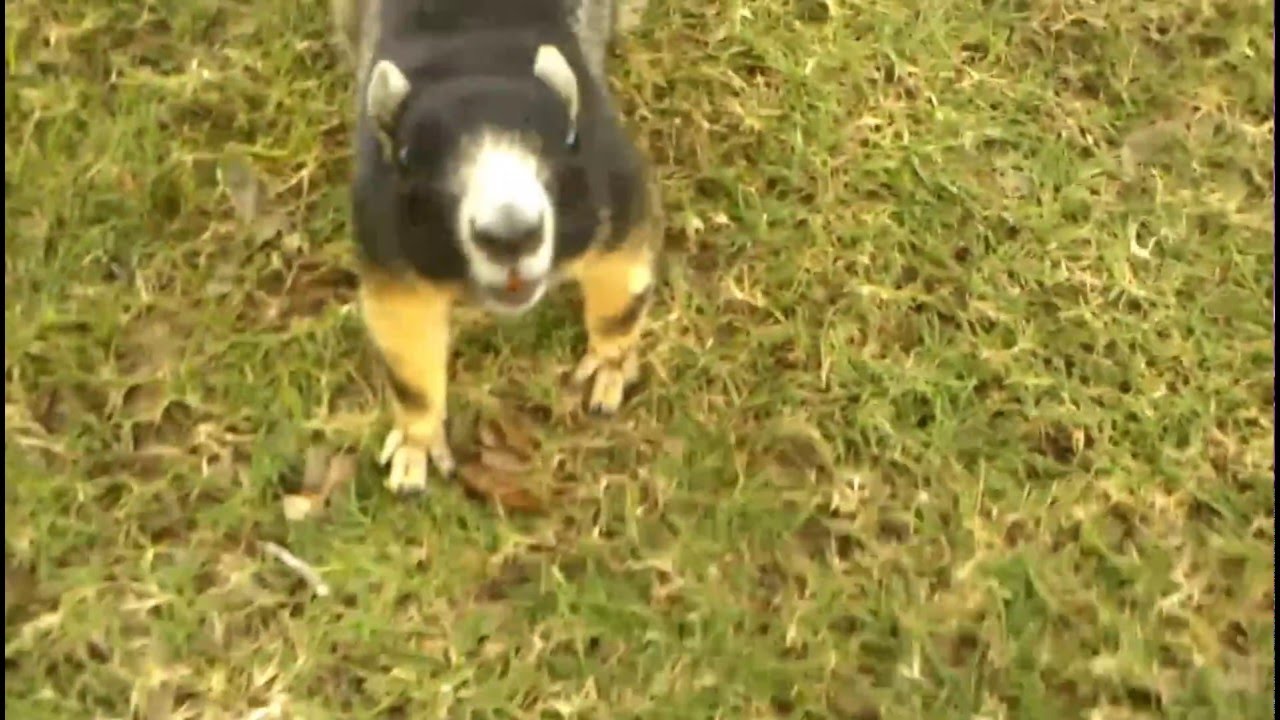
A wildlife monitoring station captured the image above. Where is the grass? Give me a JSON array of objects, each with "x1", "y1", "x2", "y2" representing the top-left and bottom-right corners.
[{"x1": 4, "y1": 0, "x2": 1274, "y2": 717}]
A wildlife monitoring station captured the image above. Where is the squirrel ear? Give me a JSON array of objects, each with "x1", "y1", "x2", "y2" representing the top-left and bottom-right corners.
[
  {"x1": 532, "y1": 45, "x2": 579, "y2": 140},
  {"x1": 366, "y1": 59, "x2": 411, "y2": 130}
]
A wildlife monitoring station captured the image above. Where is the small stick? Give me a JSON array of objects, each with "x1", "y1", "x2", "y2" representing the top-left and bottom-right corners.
[{"x1": 260, "y1": 541, "x2": 331, "y2": 598}]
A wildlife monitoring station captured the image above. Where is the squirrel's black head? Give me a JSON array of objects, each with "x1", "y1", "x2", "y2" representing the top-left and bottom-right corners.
[{"x1": 363, "y1": 44, "x2": 582, "y2": 314}]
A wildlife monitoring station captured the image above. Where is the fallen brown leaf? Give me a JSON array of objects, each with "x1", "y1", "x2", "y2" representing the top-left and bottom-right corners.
[
  {"x1": 456, "y1": 462, "x2": 547, "y2": 514},
  {"x1": 494, "y1": 413, "x2": 538, "y2": 459},
  {"x1": 115, "y1": 311, "x2": 183, "y2": 377},
  {"x1": 477, "y1": 411, "x2": 539, "y2": 457},
  {"x1": 454, "y1": 409, "x2": 555, "y2": 513},
  {"x1": 282, "y1": 495, "x2": 318, "y2": 522},
  {"x1": 253, "y1": 259, "x2": 359, "y2": 326},
  {"x1": 216, "y1": 153, "x2": 266, "y2": 225},
  {"x1": 139, "y1": 681, "x2": 175, "y2": 720},
  {"x1": 477, "y1": 419, "x2": 503, "y2": 450},
  {"x1": 760, "y1": 416, "x2": 837, "y2": 474},
  {"x1": 113, "y1": 381, "x2": 169, "y2": 424},
  {"x1": 479, "y1": 446, "x2": 533, "y2": 474},
  {"x1": 283, "y1": 446, "x2": 358, "y2": 522},
  {"x1": 300, "y1": 445, "x2": 332, "y2": 493},
  {"x1": 4, "y1": 553, "x2": 37, "y2": 615},
  {"x1": 216, "y1": 152, "x2": 292, "y2": 242},
  {"x1": 1120, "y1": 120, "x2": 1184, "y2": 175},
  {"x1": 324, "y1": 453, "x2": 357, "y2": 487}
]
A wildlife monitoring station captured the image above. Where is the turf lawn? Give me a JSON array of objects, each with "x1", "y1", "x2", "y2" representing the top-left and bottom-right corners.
[{"x1": 4, "y1": 0, "x2": 1274, "y2": 717}]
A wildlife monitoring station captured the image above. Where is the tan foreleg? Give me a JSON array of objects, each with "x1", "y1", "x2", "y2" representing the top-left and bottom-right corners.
[{"x1": 359, "y1": 269, "x2": 459, "y2": 493}]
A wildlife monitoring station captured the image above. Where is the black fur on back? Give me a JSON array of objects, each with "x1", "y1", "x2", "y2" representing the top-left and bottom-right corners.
[{"x1": 351, "y1": 0, "x2": 648, "y2": 283}]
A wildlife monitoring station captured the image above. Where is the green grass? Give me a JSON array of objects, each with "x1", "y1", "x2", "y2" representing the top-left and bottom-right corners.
[{"x1": 4, "y1": 0, "x2": 1274, "y2": 717}]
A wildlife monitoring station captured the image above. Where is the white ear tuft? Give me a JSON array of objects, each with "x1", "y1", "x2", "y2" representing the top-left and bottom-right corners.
[
  {"x1": 366, "y1": 59, "x2": 411, "y2": 129},
  {"x1": 533, "y1": 44, "x2": 579, "y2": 135}
]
